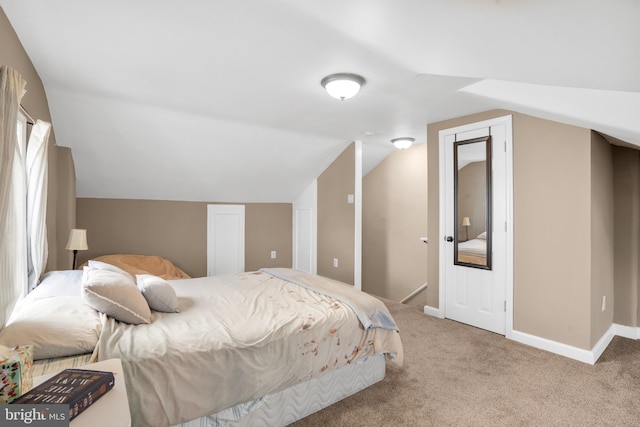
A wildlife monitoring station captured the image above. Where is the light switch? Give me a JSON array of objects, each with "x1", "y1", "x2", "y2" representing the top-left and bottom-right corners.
[
  {"x1": 271, "y1": 250, "x2": 277, "y2": 259},
  {"x1": 347, "y1": 194, "x2": 354, "y2": 204}
]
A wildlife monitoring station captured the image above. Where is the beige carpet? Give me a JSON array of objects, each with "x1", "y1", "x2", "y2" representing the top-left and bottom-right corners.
[{"x1": 291, "y1": 299, "x2": 640, "y2": 426}]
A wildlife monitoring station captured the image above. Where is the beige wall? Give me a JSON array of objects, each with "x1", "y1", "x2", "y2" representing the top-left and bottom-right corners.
[
  {"x1": 612, "y1": 146, "x2": 640, "y2": 327},
  {"x1": 427, "y1": 109, "x2": 617, "y2": 350},
  {"x1": 76, "y1": 199, "x2": 292, "y2": 277},
  {"x1": 512, "y1": 113, "x2": 592, "y2": 349},
  {"x1": 0, "y1": 7, "x2": 74, "y2": 272},
  {"x1": 589, "y1": 131, "x2": 614, "y2": 347},
  {"x1": 362, "y1": 144, "x2": 428, "y2": 304},
  {"x1": 317, "y1": 143, "x2": 355, "y2": 285}
]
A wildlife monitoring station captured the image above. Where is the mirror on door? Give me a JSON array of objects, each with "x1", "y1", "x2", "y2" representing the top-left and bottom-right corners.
[{"x1": 454, "y1": 136, "x2": 492, "y2": 270}]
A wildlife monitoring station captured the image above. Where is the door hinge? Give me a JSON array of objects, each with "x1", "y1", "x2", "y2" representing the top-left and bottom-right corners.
[
  {"x1": 504, "y1": 301, "x2": 507, "y2": 312},
  {"x1": 504, "y1": 140, "x2": 507, "y2": 152}
]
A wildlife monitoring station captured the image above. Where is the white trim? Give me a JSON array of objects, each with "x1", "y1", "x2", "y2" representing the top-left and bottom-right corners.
[
  {"x1": 424, "y1": 316, "x2": 637, "y2": 365},
  {"x1": 504, "y1": 117, "x2": 515, "y2": 339},
  {"x1": 613, "y1": 323, "x2": 640, "y2": 340},
  {"x1": 423, "y1": 305, "x2": 443, "y2": 318},
  {"x1": 354, "y1": 140, "x2": 362, "y2": 291},
  {"x1": 510, "y1": 325, "x2": 616, "y2": 365}
]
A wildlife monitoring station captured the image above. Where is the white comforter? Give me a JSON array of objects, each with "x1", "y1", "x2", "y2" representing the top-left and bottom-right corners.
[{"x1": 96, "y1": 270, "x2": 403, "y2": 427}]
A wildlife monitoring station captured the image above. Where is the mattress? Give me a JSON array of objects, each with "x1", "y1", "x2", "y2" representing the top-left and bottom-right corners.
[{"x1": 174, "y1": 354, "x2": 385, "y2": 427}]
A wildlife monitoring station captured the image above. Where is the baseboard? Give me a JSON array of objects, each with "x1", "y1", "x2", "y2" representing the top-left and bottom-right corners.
[
  {"x1": 510, "y1": 324, "x2": 617, "y2": 365},
  {"x1": 613, "y1": 323, "x2": 640, "y2": 340},
  {"x1": 425, "y1": 311, "x2": 638, "y2": 364},
  {"x1": 423, "y1": 305, "x2": 442, "y2": 318}
]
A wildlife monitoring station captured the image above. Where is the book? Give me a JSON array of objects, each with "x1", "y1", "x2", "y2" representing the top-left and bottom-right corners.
[{"x1": 10, "y1": 368, "x2": 115, "y2": 421}]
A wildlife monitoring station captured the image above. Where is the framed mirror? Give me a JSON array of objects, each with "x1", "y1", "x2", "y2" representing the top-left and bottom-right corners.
[{"x1": 454, "y1": 136, "x2": 492, "y2": 270}]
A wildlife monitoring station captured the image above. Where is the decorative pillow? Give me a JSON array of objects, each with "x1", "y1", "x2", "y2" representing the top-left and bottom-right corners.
[
  {"x1": 0, "y1": 297, "x2": 101, "y2": 360},
  {"x1": 136, "y1": 274, "x2": 180, "y2": 313},
  {"x1": 81, "y1": 266, "x2": 151, "y2": 325},
  {"x1": 477, "y1": 231, "x2": 487, "y2": 240}
]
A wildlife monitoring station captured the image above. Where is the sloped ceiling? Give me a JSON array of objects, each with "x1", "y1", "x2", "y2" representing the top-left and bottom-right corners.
[{"x1": 1, "y1": 0, "x2": 639, "y2": 202}]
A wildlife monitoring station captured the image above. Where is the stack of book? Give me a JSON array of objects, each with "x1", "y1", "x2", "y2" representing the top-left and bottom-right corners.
[{"x1": 11, "y1": 368, "x2": 115, "y2": 421}]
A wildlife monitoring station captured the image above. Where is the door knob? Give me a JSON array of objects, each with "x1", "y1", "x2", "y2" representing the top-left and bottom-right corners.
[{"x1": 445, "y1": 236, "x2": 454, "y2": 242}]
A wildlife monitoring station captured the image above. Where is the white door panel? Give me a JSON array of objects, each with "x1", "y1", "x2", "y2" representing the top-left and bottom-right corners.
[
  {"x1": 441, "y1": 117, "x2": 511, "y2": 335},
  {"x1": 207, "y1": 205, "x2": 245, "y2": 276},
  {"x1": 292, "y1": 180, "x2": 317, "y2": 275}
]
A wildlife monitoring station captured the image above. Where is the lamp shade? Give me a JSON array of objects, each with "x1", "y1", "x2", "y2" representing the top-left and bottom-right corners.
[
  {"x1": 462, "y1": 217, "x2": 471, "y2": 227},
  {"x1": 65, "y1": 229, "x2": 88, "y2": 251},
  {"x1": 321, "y1": 73, "x2": 365, "y2": 100},
  {"x1": 391, "y1": 137, "x2": 414, "y2": 150}
]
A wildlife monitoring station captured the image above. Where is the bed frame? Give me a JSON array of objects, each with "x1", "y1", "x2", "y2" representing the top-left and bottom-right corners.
[{"x1": 175, "y1": 354, "x2": 385, "y2": 427}]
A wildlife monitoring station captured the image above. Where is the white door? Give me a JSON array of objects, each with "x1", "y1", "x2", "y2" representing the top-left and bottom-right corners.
[
  {"x1": 292, "y1": 180, "x2": 317, "y2": 274},
  {"x1": 207, "y1": 205, "x2": 245, "y2": 276},
  {"x1": 440, "y1": 116, "x2": 512, "y2": 335}
]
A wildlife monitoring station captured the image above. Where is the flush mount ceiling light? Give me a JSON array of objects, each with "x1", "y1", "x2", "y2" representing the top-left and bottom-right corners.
[
  {"x1": 321, "y1": 73, "x2": 365, "y2": 101},
  {"x1": 391, "y1": 137, "x2": 414, "y2": 150}
]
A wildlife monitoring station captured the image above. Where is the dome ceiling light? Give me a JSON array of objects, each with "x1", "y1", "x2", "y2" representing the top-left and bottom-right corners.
[
  {"x1": 391, "y1": 137, "x2": 414, "y2": 150},
  {"x1": 321, "y1": 73, "x2": 365, "y2": 101}
]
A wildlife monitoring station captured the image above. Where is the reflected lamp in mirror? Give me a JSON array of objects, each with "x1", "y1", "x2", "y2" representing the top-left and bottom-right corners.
[
  {"x1": 391, "y1": 137, "x2": 414, "y2": 150},
  {"x1": 65, "y1": 229, "x2": 88, "y2": 270},
  {"x1": 462, "y1": 217, "x2": 471, "y2": 241}
]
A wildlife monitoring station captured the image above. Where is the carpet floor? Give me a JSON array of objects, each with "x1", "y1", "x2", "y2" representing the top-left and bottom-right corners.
[{"x1": 291, "y1": 300, "x2": 640, "y2": 426}]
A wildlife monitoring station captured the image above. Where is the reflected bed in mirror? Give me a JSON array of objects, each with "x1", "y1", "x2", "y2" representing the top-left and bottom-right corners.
[
  {"x1": 458, "y1": 231, "x2": 487, "y2": 265},
  {"x1": 454, "y1": 136, "x2": 492, "y2": 270}
]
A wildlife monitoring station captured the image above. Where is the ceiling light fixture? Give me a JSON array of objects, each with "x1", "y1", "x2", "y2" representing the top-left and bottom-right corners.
[
  {"x1": 321, "y1": 73, "x2": 365, "y2": 101},
  {"x1": 391, "y1": 137, "x2": 414, "y2": 150}
]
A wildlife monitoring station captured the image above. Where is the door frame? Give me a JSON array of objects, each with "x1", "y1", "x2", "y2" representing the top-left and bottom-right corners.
[{"x1": 438, "y1": 115, "x2": 514, "y2": 338}]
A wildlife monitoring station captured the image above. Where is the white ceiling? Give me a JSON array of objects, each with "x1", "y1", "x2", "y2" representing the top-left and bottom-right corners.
[{"x1": 2, "y1": 0, "x2": 639, "y2": 202}]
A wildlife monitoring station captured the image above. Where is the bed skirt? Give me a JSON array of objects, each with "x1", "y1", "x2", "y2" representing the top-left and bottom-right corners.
[{"x1": 174, "y1": 354, "x2": 386, "y2": 427}]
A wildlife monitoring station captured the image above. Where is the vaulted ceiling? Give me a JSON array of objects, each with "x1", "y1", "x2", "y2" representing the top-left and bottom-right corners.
[{"x1": 2, "y1": 1, "x2": 638, "y2": 202}]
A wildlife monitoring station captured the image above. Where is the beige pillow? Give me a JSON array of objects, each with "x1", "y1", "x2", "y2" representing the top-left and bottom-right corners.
[
  {"x1": 136, "y1": 274, "x2": 180, "y2": 313},
  {"x1": 81, "y1": 266, "x2": 151, "y2": 325}
]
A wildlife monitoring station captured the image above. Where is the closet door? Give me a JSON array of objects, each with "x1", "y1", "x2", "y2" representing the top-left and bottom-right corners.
[{"x1": 207, "y1": 205, "x2": 245, "y2": 276}]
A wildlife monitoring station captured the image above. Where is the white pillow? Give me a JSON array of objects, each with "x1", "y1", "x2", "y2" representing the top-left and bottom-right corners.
[
  {"x1": 31, "y1": 270, "x2": 83, "y2": 299},
  {"x1": 88, "y1": 259, "x2": 134, "y2": 281},
  {"x1": 477, "y1": 231, "x2": 487, "y2": 240},
  {"x1": 81, "y1": 266, "x2": 151, "y2": 325},
  {"x1": 0, "y1": 296, "x2": 101, "y2": 360},
  {"x1": 136, "y1": 274, "x2": 180, "y2": 313}
]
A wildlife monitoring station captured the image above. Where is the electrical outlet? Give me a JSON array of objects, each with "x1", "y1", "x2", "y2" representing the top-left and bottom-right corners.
[
  {"x1": 601, "y1": 295, "x2": 606, "y2": 312},
  {"x1": 271, "y1": 250, "x2": 276, "y2": 259},
  {"x1": 347, "y1": 194, "x2": 354, "y2": 204},
  {"x1": 333, "y1": 258, "x2": 338, "y2": 268}
]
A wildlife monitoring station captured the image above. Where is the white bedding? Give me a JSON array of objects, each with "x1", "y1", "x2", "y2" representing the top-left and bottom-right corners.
[
  {"x1": 96, "y1": 270, "x2": 403, "y2": 427},
  {"x1": 458, "y1": 238, "x2": 487, "y2": 257}
]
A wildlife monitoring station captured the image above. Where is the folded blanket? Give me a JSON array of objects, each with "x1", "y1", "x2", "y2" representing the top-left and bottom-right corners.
[{"x1": 260, "y1": 268, "x2": 398, "y2": 331}]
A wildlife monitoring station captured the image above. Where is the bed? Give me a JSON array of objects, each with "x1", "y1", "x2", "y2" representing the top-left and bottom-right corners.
[
  {"x1": 457, "y1": 232, "x2": 487, "y2": 265},
  {"x1": 0, "y1": 256, "x2": 403, "y2": 427}
]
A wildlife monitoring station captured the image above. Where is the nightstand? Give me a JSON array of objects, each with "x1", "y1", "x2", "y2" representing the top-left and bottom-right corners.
[{"x1": 32, "y1": 358, "x2": 131, "y2": 427}]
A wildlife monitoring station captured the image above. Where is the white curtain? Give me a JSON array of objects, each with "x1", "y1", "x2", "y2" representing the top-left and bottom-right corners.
[
  {"x1": 27, "y1": 120, "x2": 52, "y2": 291},
  {"x1": 0, "y1": 66, "x2": 27, "y2": 328}
]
